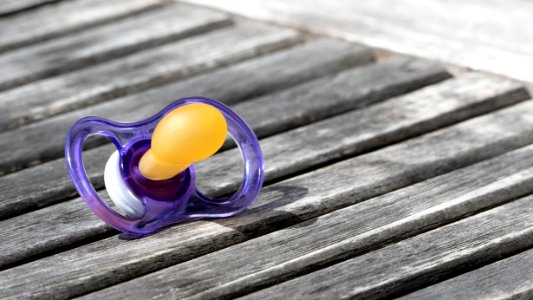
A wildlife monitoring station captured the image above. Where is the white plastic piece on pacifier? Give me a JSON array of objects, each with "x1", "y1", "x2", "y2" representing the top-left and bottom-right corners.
[{"x1": 104, "y1": 150, "x2": 145, "y2": 218}]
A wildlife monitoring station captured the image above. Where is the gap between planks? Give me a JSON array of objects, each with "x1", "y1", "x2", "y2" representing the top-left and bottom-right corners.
[
  {"x1": 1, "y1": 83, "x2": 533, "y2": 298},
  {"x1": 0, "y1": 0, "x2": 62, "y2": 17}
]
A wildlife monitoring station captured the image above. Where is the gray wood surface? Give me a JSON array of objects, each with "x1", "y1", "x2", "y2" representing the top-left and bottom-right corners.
[
  {"x1": 84, "y1": 144, "x2": 533, "y2": 299},
  {"x1": 0, "y1": 59, "x2": 455, "y2": 267},
  {"x1": 0, "y1": 22, "x2": 300, "y2": 132},
  {"x1": 0, "y1": 4, "x2": 231, "y2": 91},
  {"x1": 400, "y1": 249, "x2": 533, "y2": 300},
  {"x1": 0, "y1": 0, "x2": 163, "y2": 52},
  {"x1": 0, "y1": 54, "x2": 448, "y2": 177},
  {"x1": 185, "y1": 0, "x2": 533, "y2": 83},
  {"x1": 0, "y1": 0, "x2": 59, "y2": 16},
  {"x1": 0, "y1": 39, "x2": 375, "y2": 217},
  {"x1": 2, "y1": 2, "x2": 532, "y2": 298},
  {"x1": 0, "y1": 39, "x2": 373, "y2": 177},
  {"x1": 242, "y1": 196, "x2": 533, "y2": 300},
  {"x1": 2, "y1": 99, "x2": 533, "y2": 298}
]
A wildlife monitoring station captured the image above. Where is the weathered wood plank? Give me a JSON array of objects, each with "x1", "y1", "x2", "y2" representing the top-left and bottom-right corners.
[
  {"x1": 185, "y1": 0, "x2": 533, "y2": 83},
  {"x1": 0, "y1": 0, "x2": 163, "y2": 52},
  {"x1": 0, "y1": 0, "x2": 59, "y2": 16},
  {"x1": 0, "y1": 22, "x2": 300, "y2": 132},
  {"x1": 0, "y1": 54, "x2": 448, "y2": 177},
  {"x1": 2, "y1": 94, "x2": 533, "y2": 298},
  {"x1": 242, "y1": 196, "x2": 533, "y2": 300},
  {"x1": 0, "y1": 60, "x2": 456, "y2": 265},
  {"x1": 0, "y1": 4, "x2": 231, "y2": 91},
  {"x1": 401, "y1": 249, "x2": 533, "y2": 300},
  {"x1": 84, "y1": 145, "x2": 533, "y2": 300}
]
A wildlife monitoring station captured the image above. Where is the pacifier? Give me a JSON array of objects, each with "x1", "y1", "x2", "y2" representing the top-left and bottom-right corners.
[{"x1": 65, "y1": 97, "x2": 264, "y2": 235}]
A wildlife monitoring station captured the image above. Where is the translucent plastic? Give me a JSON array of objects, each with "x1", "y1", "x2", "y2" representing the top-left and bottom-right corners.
[{"x1": 65, "y1": 97, "x2": 264, "y2": 235}]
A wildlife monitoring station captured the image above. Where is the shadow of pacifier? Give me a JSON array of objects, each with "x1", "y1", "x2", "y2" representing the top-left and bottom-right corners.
[{"x1": 65, "y1": 97, "x2": 264, "y2": 236}]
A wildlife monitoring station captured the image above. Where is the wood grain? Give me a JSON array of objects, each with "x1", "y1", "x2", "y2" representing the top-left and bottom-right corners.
[
  {"x1": 400, "y1": 249, "x2": 533, "y2": 300},
  {"x1": 0, "y1": 0, "x2": 163, "y2": 52},
  {"x1": 0, "y1": 0, "x2": 59, "y2": 16},
  {"x1": 242, "y1": 196, "x2": 533, "y2": 300},
  {"x1": 185, "y1": 0, "x2": 533, "y2": 83},
  {"x1": 0, "y1": 39, "x2": 374, "y2": 178},
  {"x1": 84, "y1": 144, "x2": 533, "y2": 299},
  {"x1": 0, "y1": 4, "x2": 231, "y2": 91},
  {"x1": 2, "y1": 96, "x2": 533, "y2": 298},
  {"x1": 0, "y1": 22, "x2": 300, "y2": 132}
]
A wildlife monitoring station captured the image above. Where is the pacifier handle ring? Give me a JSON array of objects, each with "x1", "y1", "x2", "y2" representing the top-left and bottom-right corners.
[
  {"x1": 65, "y1": 117, "x2": 142, "y2": 233},
  {"x1": 65, "y1": 97, "x2": 264, "y2": 234},
  {"x1": 180, "y1": 97, "x2": 265, "y2": 219}
]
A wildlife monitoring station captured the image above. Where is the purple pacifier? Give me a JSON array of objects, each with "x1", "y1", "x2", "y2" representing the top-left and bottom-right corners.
[{"x1": 65, "y1": 97, "x2": 264, "y2": 236}]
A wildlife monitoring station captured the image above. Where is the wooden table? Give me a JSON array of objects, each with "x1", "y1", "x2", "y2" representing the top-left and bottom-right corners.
[{"x1": 0, "y1": 1, "x2": 532, "y2": 299}]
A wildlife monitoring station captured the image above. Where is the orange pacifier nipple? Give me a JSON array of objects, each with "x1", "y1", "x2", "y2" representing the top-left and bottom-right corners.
[{"x1": 139, "y1": 103, "x2": 227, "y2": 181}]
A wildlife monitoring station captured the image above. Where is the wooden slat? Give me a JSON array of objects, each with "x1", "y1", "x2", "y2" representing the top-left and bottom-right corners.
[
  {"x1": 0, "y1": 58, "x2": 456, "y2": 266},
  {"x1": 0, "y1": 22, "x2": 300, "y2": 132},
  {"x1": 84, "y1": 145, "x2": 533, "y2": 299},
  {"x1": 0, "y1": 0, "x2": 59, "y2": 16},
  {"x1": 1, "y1": 89, "x2": 533, "y2": 298},
  {"x1": 0, "y1": 54, "x2": 449, "y2": 177},
  {"x1": 185, "y1": 0, "x2": 533, "y2": 83},
  {"x1": 0, "y1": 0, "x2": 163, "y2": 52},
  {"x1": 0, "y1": 39, "x2": 376, "y2": 216},
  {"x1": 401, "y1": 249, "x2": 533, "y2": 300},
  {"x1": 242, "y1": 197, "x2": 533, "y2": 300},
  {"x1": 0, "y1": 4, "x2": 231, "y2": 91}
]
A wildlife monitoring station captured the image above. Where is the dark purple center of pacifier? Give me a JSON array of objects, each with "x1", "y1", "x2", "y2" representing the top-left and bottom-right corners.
[{"x1": 121, "y1": 139, "x2": 192, "y2": 202}]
